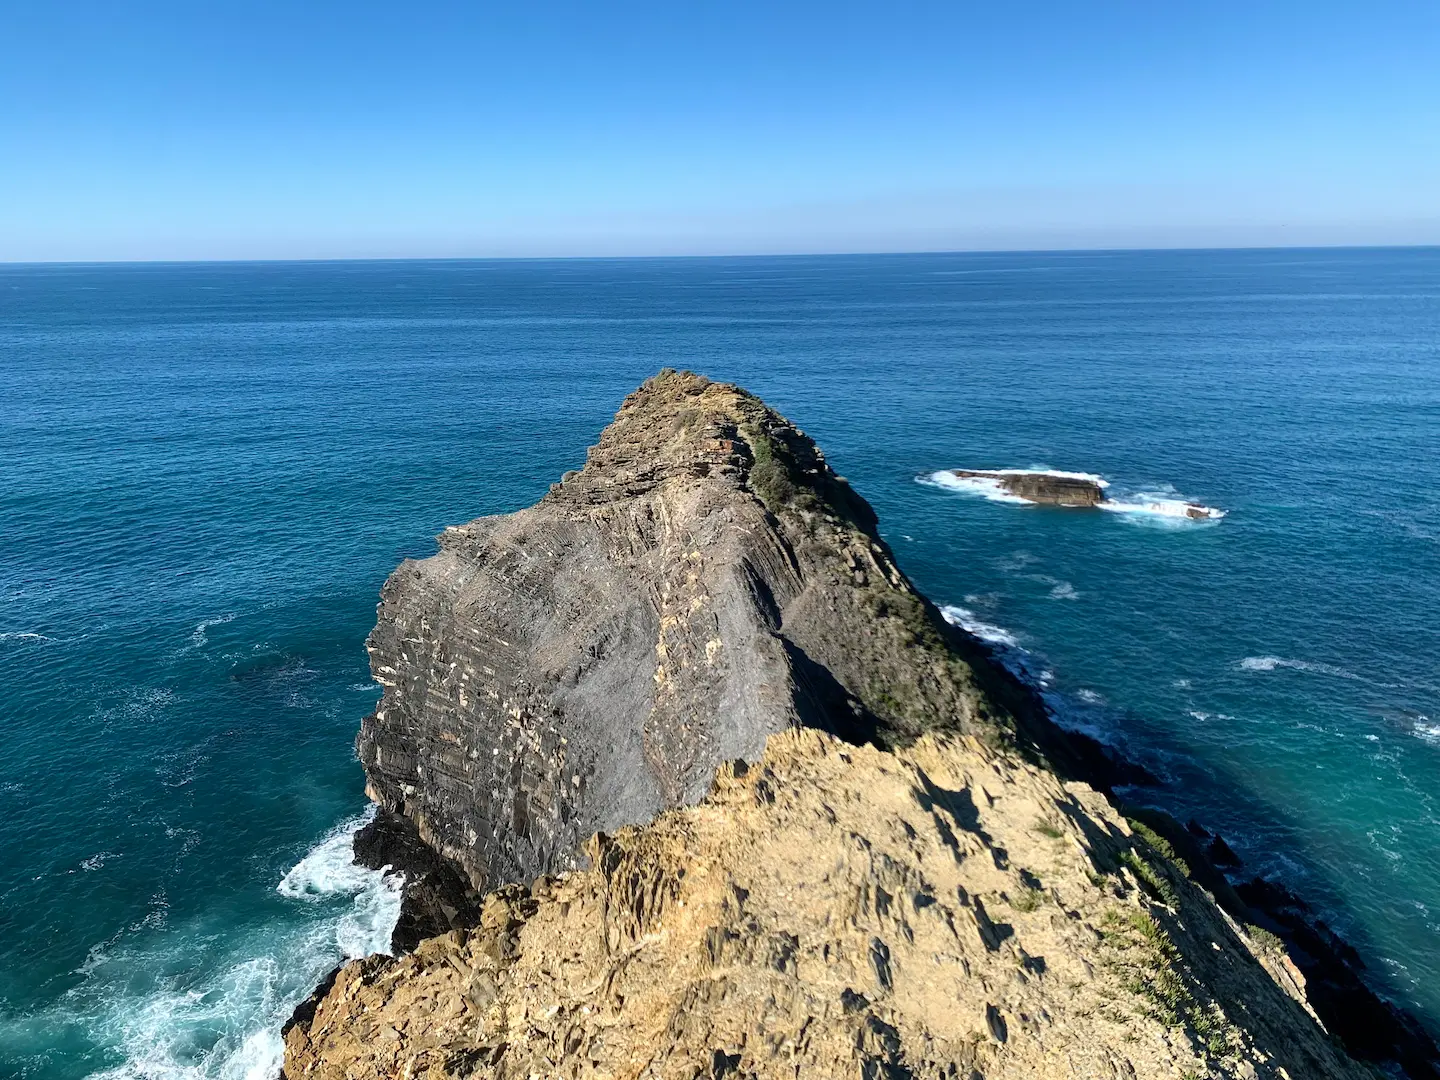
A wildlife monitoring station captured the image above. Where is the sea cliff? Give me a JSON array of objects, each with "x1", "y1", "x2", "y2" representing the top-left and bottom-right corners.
[{"x1": 284, "y1": 371, "x2": 1437, "y2": 1079}]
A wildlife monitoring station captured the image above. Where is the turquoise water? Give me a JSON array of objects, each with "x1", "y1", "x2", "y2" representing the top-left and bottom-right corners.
[{"x1": 1, "y1": 250, "x2": 1436, "y2": 1077}]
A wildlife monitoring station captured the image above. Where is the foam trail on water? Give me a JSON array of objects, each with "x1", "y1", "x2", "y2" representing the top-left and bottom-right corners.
[
  {"x1": 189, "y1": 614, "x2": 236, "y2": 649},
  {"x1": 69, "y1": 808, "x2": 402, "y2": 1080},
  {"x1": 918, "y1": 469, "x2": 1223, "y2": 524},
  {"x1": 939, "y1": 604, "x2": 1021, "y2": 648},
  {"x1": 1240, "y1": 656, "x2": 1361, "y2": 680},
  {"x1": 939, "y1": 604, "x2": 1135, "y2": 750},
  {"x1": 1098, "y1": 496, "x2": 1225, "y2": 525},
  {"x1": 917, "y1": 470, "x2": 1032, "y2": 504}
]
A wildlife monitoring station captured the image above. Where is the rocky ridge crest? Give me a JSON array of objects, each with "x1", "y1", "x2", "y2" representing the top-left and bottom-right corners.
[
  {"x1": 288, "y1": 371, "x2": 1435, "y2": 1079},
  {"x1": 357, "y1": 370, "x2": 1094, "y2": 896}
]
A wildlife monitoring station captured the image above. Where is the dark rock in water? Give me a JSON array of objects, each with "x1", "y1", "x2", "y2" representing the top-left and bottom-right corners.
[
  {"x1": 281, "y1": 962, "x2": 342, "y2": 1041},
  {"x1": 1235, "y1": 877, "x2": 1440, "y2": 1080},
  {"x1": 1207, "y1": 833, "x2": 1242, "y2": 867},
  {"x1": 951, "y1": 469, "x2": 1107, "y2": 506},
  {"x1": 353, "y1": 808, "x2": 484, "y2": 954}
]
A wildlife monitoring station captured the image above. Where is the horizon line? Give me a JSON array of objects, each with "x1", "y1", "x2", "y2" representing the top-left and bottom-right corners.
[{"x1": 4, "y1": 241, "x2": 1439, "y2": 268}]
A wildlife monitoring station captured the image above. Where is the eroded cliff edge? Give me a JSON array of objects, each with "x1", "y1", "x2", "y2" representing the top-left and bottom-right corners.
[
  {"x1": 356, "y1": 369, "x2": 1113, "y2": 895},
  {"x1": 288, "y1": 728, "x2": 1369, "y2": 1080},
  {"x1": 289, "y1": 370, "x2": 1436, "y2": 1079}
]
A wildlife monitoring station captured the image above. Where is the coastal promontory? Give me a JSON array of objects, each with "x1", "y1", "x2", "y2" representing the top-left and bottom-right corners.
[{"x1": 284, "y1": 371, "x2": 1431, "y2": 1080}]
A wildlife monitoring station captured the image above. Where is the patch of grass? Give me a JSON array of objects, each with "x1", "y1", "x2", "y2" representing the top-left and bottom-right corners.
[
  {"x1": 1245, "y1": 924, "x2": 1286, "y2": 958},
  {"x1": 1126, "y1": 818, "x2": 1192, "y2": 878},
  {"x1": 1120, "y1": 850, "x2": 1180, "y2": 909},
  {"x1": 1102, "y1": 908, "x2": 1238, "y2": 1063},
  {"x1": 1008, "y1": 887, "x2": 1045, "y2": 913},
  {"x1": 741, "y1": 422, "x2": 821, "y2": 517},
  {"x1": 1033, "y1": 819, "x2": 1065, "y2": 840}
]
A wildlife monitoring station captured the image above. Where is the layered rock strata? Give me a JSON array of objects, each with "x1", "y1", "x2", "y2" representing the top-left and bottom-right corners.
[
  {"x1": 358, "y1": 370, "x2": 1101, "y2": 897},
  {"x1": 291, "y1": 371, "x2": 1439, "y2": 1080},
  {"x1": 286, "y1": 728, "x2": 1372, "y2": 1080}
]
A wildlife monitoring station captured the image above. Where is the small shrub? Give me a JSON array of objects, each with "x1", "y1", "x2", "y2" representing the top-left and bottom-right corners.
[
  {"x1": 1009, "y1": 887, "x2": 1045, "y2": 913},
  {"x1": 1034, "y1": 820, "x2": 1065, "y2": 840},
  {"x1": 1121, "y1": 850, "x2": 1179, "y2": 909},
  {"x1": 1127, "y1": 818, "x2": 1192, "y2": 878},
  {"x1": 1245, "y1": 924, "x2": 1286, "y2": 957}
]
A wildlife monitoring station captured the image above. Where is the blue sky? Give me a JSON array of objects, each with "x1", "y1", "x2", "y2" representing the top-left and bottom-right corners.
[{"x1": 2, "y1": 1, "x2": 1437, "y2": 260}]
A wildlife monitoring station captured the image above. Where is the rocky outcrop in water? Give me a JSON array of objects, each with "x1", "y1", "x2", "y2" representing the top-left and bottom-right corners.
[
  {"x1": 285, "y1": 371, "x2": 1436, "y2": 1080},
  {"x1": 950, "y1": 469, "x2": 1107, "y2": 507}
]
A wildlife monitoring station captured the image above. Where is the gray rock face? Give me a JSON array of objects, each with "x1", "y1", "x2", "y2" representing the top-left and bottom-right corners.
[{"x1": 359, "y1": 370, "x2": 1033, "y2": 892}]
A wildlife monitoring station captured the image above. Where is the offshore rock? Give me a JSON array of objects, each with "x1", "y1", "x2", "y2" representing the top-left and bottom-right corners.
[
  {"x1": 358, "y1": 370, "x2": 1080, "y2": 895},
  {"x1": 950, "y1": 468, "x2": 1108, "y2": 507},
  {"x1": 288, "y1": 728, "x2": 1374, "y2": 1080}
]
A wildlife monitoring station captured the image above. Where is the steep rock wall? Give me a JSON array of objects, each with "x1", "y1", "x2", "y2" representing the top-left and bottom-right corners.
[{"x1": 358, "y1": 370, "x2": 1049, "y2": 893}]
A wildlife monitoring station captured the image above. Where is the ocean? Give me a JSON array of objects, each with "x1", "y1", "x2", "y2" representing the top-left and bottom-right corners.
[{"x1": 1, "y1": 249, "x2": 1436, "y2": 1077}]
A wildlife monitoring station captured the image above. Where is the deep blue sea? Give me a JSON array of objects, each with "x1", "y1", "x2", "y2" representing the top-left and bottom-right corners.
[{"x1": 1, "y1": 250, "x2": 1437, "y2": 1078}]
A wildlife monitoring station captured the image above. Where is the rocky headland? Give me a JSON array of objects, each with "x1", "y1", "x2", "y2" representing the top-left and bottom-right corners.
[{"x1": 283, "y1": 371, "x2": 1437, "y2": 1080}]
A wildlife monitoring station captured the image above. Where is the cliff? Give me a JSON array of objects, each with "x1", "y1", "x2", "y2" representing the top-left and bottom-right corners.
[
  {"x1": 285, "y1": 728, "x2": 1368, "y2": 1080},
  {"x1": 286, "y1": 371, "x2": 1435, "y2": 1079},
  {"x1": 356, "y1": 370, "x2": 1118, "y2": 896}
]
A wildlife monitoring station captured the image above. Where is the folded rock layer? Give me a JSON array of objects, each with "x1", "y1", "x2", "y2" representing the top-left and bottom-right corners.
[
  {"x1": 359, "y1": 370, "x2": 1053, "y2": 894},
  {"x1": 297, "y1": 370, "x2": 1402, "y2": 1079}
]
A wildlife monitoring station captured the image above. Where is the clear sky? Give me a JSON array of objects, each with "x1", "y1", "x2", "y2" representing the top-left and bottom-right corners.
[{"x1": 2, "y1": 1, "x2": 1438, "y2": 260}]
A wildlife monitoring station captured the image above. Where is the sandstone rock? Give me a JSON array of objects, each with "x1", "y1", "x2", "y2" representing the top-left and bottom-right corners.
[{"x1": 287, "y1": 728, "x2": 1373, "y2": 1080}]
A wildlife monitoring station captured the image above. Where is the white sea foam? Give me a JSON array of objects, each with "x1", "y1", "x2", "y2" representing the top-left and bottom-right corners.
[
  {"x1": 1239, "y1": 656, "x2": 1361, "y2": 680},
  {"x1": 1413, "y1": 720, "x2": 1440, "y2": 745},
  {"x1": 0, "y1": 631, "x2": 54, "y2": 643},
  {"x1": 1048, "y1": 581, "x2": 1079, "y2": 600},
  {"x1": 57, "y1": 808, "x2": 403, "y2": 1080},
  {"x1": 919, "y1": 469, "x2": 1224, "y2": 524},
  {"x1": 939, "y1": 604, "x2": 1021, "y2": 648},
  {"x1": 1097, "y1": 497, "x2": 1226, "y2": 524},
  {"x1": 190, "y1": 614, "x2": 236, "y2": 649},
  {"x1": 918, "y1": 470, "x2": 1033, "y2": 504}
]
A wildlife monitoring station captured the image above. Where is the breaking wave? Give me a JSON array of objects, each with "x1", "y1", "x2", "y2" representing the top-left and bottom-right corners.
[
  {"x1": 918, "y1": 470, "x2": 1034, "y2": 504},
  {"x1": 939, "y1": 604, "x2": 1131, "y2": 749},
  {"x1": 16, "y1": 808, "x2": 403, "y2": 1080},
  {"x1": 939, "y1": 604, "x2": 1021, "y2": 648}
]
